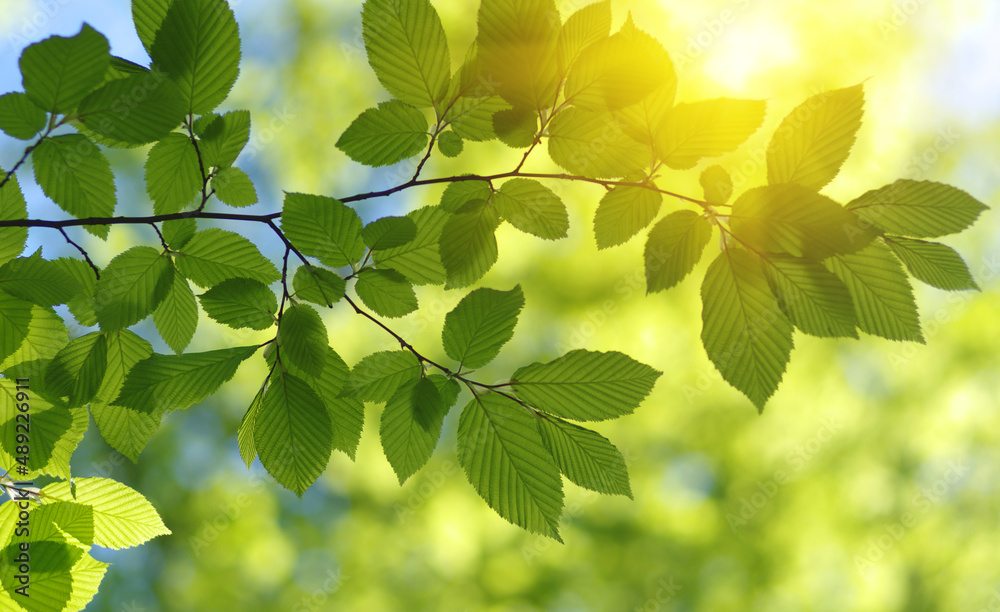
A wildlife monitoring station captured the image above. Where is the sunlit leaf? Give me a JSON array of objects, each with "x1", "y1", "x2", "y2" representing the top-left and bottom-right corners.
[
  {"x1": 94, "y1": 246, "x2": 174, "y2": 331},
  {"x1": 114, "y1": 345, "x2": 259, "y2": 415},
  {"x1": 824, "y1": 240, "x2": 923, "y2": 342},
  {"x1": 19, "y1": 24, "x2": 110, "y2": 113},
  {"x1": 336, "y1": 100, "x2": 430, "y2": 167},
  {"x1": 442, "y1": 285, "x2": 524, "y2": 369},
  {"x1": 212, "y1": 167, "x2": 257, "y2": 208},
  {"x1": 846, "y1": 179, "x2": 988, "y2": 238},
  {"x1": 281, "y1": 193, "x2": 365, "y2": 268},
  {"x1": 884, "y1": 236, "x2": 978, "y2": 291},
  {"x1": 362, "y1": 0, "x2": 451, "y2": 108},
  {"x1": 645, "y1": 210, "x2": 713, "y2": 293},
  {"x1": 343, "y1": 350, "x2": 420, "y2": 403},
  {"x1": 254, "y1": 370, "x2": 334, "y2": 496},
  {"x1": 767, "y1": 84, "x2": 864, "y2": 191},
  {"x1": 457, "y1": 393, "x2": 563, "y2": 540},
  {"x1": 374, "y1": 205, "x2": 449, "y2": 285},
  {"x1": 701, "y1": 249, "x2": 794, "y2": 409},
  {"x1": 32, "y1": 134, "x2": 115, "y2": 238},
  {"x1": 548, "y1": 107, "x2": 649, "y2": 178},
  {"x1": 355, "y1": 268, "x2": 418, "y2": 318},
  {"x1": 380, "y1": 377, "x2": 446, "y2": 483},
  {"x1": 145, "y1": 132, "x2": 201, "y2": 215},
  {"x1": 655, "y1": 98, "x2": 766, "y2": 170},
  {"x1": 440, "y1": 199, "x2": 501, "y2": 289},
  {"x1": 292, "y1": 265, "x2": 346, "y2": 307},
  {"x1": 150, "y1": 0, "x2": 242, "y2": 114},
  {"x1": 493, "y1": 178, "x2": 568, "y2": 239},
  {"x1": 537, "y1": 415, "x2": 631, "y2": 497},
  {"x1": 175, "y1": 228, "x2": 280, "y2": 288},
  {"x1": 593, "y1": 184, "x2": 662, "y2": 249},
  {"x1": 762, "y1": 255, "x2": 858, "y2": 338},
  {"x1": 511, "y1": 350, "x2": 661, "y2": 421},
  {"x1": 0, "y1": 92, "x2": 47, "y2": 140},
  {"x1": 153, "y1": 270, "x2": 198, "y2": 353}
]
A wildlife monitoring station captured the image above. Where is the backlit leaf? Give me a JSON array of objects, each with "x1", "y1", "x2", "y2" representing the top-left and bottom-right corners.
[
  {"x1": 442, "y1": 285, "x2": 524, "y2": 369},
  {"x1": 884, "y1": 236, "x2": 978, "y2": 291},
  {"x1": 175, "y1": 228, "x2": 280, "y2": 288},
  {"x1": 94, "y1": 246, "x2": 174, "y2": 331},
  {"x1": 593, "y1": 184, "x2": 662, "y2": 249},
  {"x1": 645, "y1": 210, "x2": 713, "y2": 294},
  {"x1": 655, "y1": 98, "x2": 766, "y2": 170},
  {"x1": 281, "y1": 193, "x2": 365, "y2": 268},
  {"x1": 494, "y1": 178, "x2": 568, "y2": 239},
  {"x1": 336, "y1": 100, "x2": 430, "y2": 167},
  {"x1": 846, "y1": 179, "x2": 988, "y2": 238}
]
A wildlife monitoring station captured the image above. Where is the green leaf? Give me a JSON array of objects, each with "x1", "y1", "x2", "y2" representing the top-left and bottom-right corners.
[
  {"x1": 442, "y1": 285, "x2": 524, "y2": 369},
  {"x1": 380, "y1": 377, "x2": 446, "y2": 483},
  {"x1": 344, "y1": 350, "x2": 421, "y2": 403},
  {"x1": 19, "y1": 24, "x2": 110, "y2": 113},
  {"x1": 0, "y1": 250, "x2": 81, "y2": 306},
  {"x1": 548, "y1": 107, "x2": 649, "y2": 178},
  {"x1": 77, "y1": 72, "x2": 186, "y2": 144},
  {"x1": 23, "y1": 502, "x2": 95, "y2": 547},
  {"x1": 32, "y1": 134, "x2": 115, "y2": 238},
  {"x1": 557, "y1": 0, "x2": 611, "y2": 73},
  {"x1": 0, "y1": 293, "x2": 32, "y2": 364},
  {"x1": 212, "y1": 167, "x2": 257, "y2": 207},
  {"x1": 113, "y1": 345, "x2": 258, "y2": 415},
  {"x1": 278, "y1": 303, "x2": 328, "y2": 377},
  {"x1": 700, "y1": 165, "x2": 733, "y2": 205},
  {"x1": 511, "y1": 350, "x2": 661, "y2": 421},
  {"x1": 281, "y1": 193, "x2": 365, "y2": 268},
  {"x1": 196, "y1": 109, "x2": 251, "y2": 168},
  {"x1": 618, "y1": 80, "x2": 676, "y2": 149},
  {"x1": 429, "y1": 374, "x2": 462, "y2": 413},
  {"x1": 767, "y1": 83, "x2": 864, "y2": 191},
  {"x1": 90, "y1": 330, "x2": 159, "y2": 461},
  {"x1": 493, "y1": 107, "x2": 538, "y2": 148},
  {"x1": 355, "y1": 268, "x2": 418, "y2": 318},
  {"x1": 285, "y1": 347, "x2": 363, "y2": 460},
  {"x1": 0, "y1": 380, "x2": 88, "y2": 480},
  {"x1": 153, "y1": 269, "x2": 198, "y2": 353},
  {"x1": 655, "y1": 98, "x2": 767, "y2": 170},
  {"x1": 846, "y1": 179, "x2": 989, "y2": 238},
  {"x1": 564, "y1": 14, "x2": 673, "y2": 111},
  {"x1": 824, "y1": 241, "x2": 923, "y2": 342},
  {"x1": 701, "y1": 249, "x2": 794, "y2": 409},
  {"x1": 477, "y1": 0, "x2": 561, "y2": 110},
  {"x1": 645, "y1": 210, "x2": 713, "y2": 294},
  {"x1": 437, "y1": 130, "x2": 464, "y2": 157},
  {"x1": 238, "y1": 385, "x2": 263, "y2": 467},
  {"x1": 0, "y1": 92, "x2": 47, "y2": 139},
  {"x1": 292, "y1": 265, "x2": 346, "y2": 307},
  {"x1": 0, "y1": 539, "x2": 82, "y2": 611},
  {"x1": 440, "y1": 180, "x2": 492, "y2": 213},
  {"x1": 54, "y1": 257, "x2": 99, "y2": 327},
  {"x1": 0, "y1": 305, "x2": 68, "y2": 379},
  {"x1": 374, "y1": 205, "x2": 449, "y2": 285},
  {"x1": 132, "y1": 0, "x2": 173, "y2": 55},
  {"x1": 494, "y1": 178, "x2": 569, "y2": 240},
  {"x1": 64, "y1": 553, "x2": 109, "y2": 611},
  {"x1": 162, "y1": 218, "x2": 197, "y2": 250},
  {"x1": 440, "y1": 199, "x2": 501, "y2": 289},
  {"x1": 362, "y1": 0, "x2": 451, "y2": 108},
  {"x1": 884, "y1": 236, "x2": 978, "y2": 291},
  {"x1": 362, "y1": 216, "x2": 418, "y2": 251},
  {"x1": 537, "y1": 415, "x2": 631, "y2": 497},
  {"x1": 457, "y1": 393, "x2": 563, "y2": 540},
  {"x1": 175, "y1": 228, "x2": 280, "y2": 288},
  {"x1": 762, "y1": 255, "x2": 858, "y2": 338},
  {"x1": 94, "y1": 246, "x2": 174, "y2": 331},
  {"x1": 44, "y1": 332, "x2": 108, "y2": 405},
  {"x1": 730, "y1": 184, "x2": 871, "y2": 259},
  {"x1": 444, "y1": 95, "x2": 508, "y2": 142},
  {"x1": 0, "y1": 173, "x2": 28, "y2": 267},
  {"x1": 336, "y1": 100, "x2": 430, "y2": 167},
  {"x1": 40, "y1": 477, "x2": 171, "y2": 549},
  {"x1": 593, "y1": 184, "x2": 662, "y2": 249},
  {"x1": 145, "y1": 132, "x2": 202, "y2": 215},
  {"x1": 150, "y1": 0, "x2": 241, "y2": 114},
  {"x1": 254, "y1": 371, "x2": 333, "y2": 496}
]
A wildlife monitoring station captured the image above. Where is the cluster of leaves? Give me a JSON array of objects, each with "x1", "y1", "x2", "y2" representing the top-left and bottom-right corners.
[
  {"x1": 0, "y1": 473, "x2": 169, "y2": 611},
  {"x1": 0, "y1": 0, "x2": 988, "y2": 608}
]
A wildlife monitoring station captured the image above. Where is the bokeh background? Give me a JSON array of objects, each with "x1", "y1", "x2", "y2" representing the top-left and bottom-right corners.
[{"x1": 2, "y1": 0, "x2": 999, "y2": 610}]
